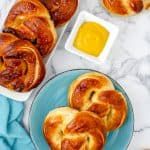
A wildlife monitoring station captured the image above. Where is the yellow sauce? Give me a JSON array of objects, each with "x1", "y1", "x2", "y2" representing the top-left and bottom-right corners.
[{"x1": 73, "y1": 22, "x2": 109, "y2": 57}]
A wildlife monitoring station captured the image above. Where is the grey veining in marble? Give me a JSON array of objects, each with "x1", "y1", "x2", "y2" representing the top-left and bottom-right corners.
[{"x1": 1, "y1": 0, "x2": 150, "y2": 149}]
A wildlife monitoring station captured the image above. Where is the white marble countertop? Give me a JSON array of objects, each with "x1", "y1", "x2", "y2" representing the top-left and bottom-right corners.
[{"x1": 1, "y1": 0, "x2": 150, "y2": 149}]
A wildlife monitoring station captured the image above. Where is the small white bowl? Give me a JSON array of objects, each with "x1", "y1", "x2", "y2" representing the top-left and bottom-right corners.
[{"x1": 65, "y1": 11, "x2": 119, "y2": 64}]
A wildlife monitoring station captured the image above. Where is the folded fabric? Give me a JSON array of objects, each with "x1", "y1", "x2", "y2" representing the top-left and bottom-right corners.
[{"x1": 0, "y1": 95, "x2": 35, "y2": 150}]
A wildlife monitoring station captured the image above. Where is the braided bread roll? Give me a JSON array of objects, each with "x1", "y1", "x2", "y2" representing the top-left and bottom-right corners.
[
  {"x1": 4, "y1": 0, "x2": 57, "y2": 57},
  {"x1": 68, "y1": 72, "x2": 127, "y2": 131},
  {"x1": 102, "y1": 0, "x2": 150, "y2": 16},
  {"x1": 43, "y1": 107, "x2": 106, "y2": 150},
  {"x1": 0, "y1": 33, "x2": 45, "y2": 92},
  {"x1": 41, "y1": 0, "x2": 78, "y2": 26}
]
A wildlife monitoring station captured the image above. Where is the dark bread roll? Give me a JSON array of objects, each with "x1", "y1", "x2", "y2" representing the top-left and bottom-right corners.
[
  {"x1": 0, "y1": 33, "x2": 45, "y2": 92},
  {"x1": 4, "y1": 0, "x2": 57, "y2": 57},
  {"x1": 41, "y1": 0, "x2": 78, "y2": 26}
]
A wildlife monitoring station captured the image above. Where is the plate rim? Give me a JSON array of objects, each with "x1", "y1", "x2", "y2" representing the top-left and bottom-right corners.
[{"x1": 29, "y1": 69, "x2": 135, "y2": 150}]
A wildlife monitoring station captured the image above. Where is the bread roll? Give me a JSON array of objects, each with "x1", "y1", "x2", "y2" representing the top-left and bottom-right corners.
[
  {"x1": 4, "y1": 0, "x2": 57, "y2": 57},
  {"x1": 0, "y1": 33, "x2": 45, "y2": 92},
  {"x1": 43, "y1": 107, "x2": 106, "y2": 150},
  {"x1": 102, "y1": 0, "x2": 150, "y2": 16},
  {"x1": 68, "y1": 72, "x2": 127, "y2": 131},
  {"x1": 41, "y1": 0, "x2": 78, "y2": 26}
]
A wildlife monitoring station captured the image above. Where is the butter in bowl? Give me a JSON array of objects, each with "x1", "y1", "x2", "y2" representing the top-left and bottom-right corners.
[{"x1": 65, "y1": 11, "x2": 119, "y2": 64}]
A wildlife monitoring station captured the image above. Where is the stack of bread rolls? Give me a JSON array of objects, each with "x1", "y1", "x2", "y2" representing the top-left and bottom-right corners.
[
  {"x1": 43, "y1": 72, "x2": 128, "y2": 150},
  {"x1": 0, "y1": 0, "x2": 78, "y2": 92}
]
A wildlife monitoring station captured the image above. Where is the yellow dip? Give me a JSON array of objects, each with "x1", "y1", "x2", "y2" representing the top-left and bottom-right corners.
[{"x1": 73, "y1": 22, "x2": 109, "y2": 57}]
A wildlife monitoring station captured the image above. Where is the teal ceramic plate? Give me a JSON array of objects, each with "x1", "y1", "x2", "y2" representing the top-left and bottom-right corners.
[{"x1": 29, "y1": 69, "x2": 134, "y2": 150}]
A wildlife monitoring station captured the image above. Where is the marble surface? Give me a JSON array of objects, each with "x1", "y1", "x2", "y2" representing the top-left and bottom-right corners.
[{"x1": 1, "y1": 0, "x2": 150, "y2": 149}]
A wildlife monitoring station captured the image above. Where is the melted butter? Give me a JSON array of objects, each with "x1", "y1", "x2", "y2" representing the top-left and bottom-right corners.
[{"x1": 73, "y1": 22, "x2": 109, "y2": 57}]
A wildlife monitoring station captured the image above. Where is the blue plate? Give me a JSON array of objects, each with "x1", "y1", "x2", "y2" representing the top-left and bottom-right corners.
[{"x1": 29, "y1": 69, "x2": 134, "y2": 150}]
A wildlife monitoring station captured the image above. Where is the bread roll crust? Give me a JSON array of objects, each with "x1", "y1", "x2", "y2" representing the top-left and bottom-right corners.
[{"x1": 68, "y1": 72, "x2": 115, "y2": 110}]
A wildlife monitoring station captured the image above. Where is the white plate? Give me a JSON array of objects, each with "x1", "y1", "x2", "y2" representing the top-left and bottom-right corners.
[
  {"x1": 65, "y1": 11, "x2": 119, "y2": 65},
  {"x1": 0, "y1": 0, "x2": 67, "y2": 101}
]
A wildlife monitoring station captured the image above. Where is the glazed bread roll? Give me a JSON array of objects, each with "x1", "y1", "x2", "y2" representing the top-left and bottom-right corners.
[
  {"x1": 68, "y1": 72, "x2": 127, "y2": 131},
  {"x1": 4, "y1": 0, "x2": 57, "y2": 57},
  {"x1": 144, "y1": 0, "x2": 150, "y2": 9},
  {"x1": 43, "y1": 107, "x2": 106, "y2": 150},
  {"x1": 0, "y1": 33, "x2": 45, "y2": 92},
  {"x1": 102, "y1": 0, "x2": 150, "y2": 16},
  {"x1": 41, "y1": 0, "x2": 78, "y2": 26}
]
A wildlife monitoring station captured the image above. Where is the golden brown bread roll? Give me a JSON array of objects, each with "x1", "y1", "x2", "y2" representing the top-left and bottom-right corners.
[
  {"x1": 144, "y1": 0, "x2": 150, "y2": 9},
  {"x1": 102, "y1": 0, "x2": 150, "y2": 16},
  {"x1": 68, "y1": 72, "x2": 127, "y2": 131},
  {"x1": 43, "y1": 107, "x2": 106, "y2": 150},
  {"x1": 41, "y1": 0, "x2": 78, "y2": 26},
  {"x1": 0, "y1": 33, "x2": 45, "y2": 92},
  {"x1": 4, "y1": 0, "x2": 57, "y2": 57}
]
